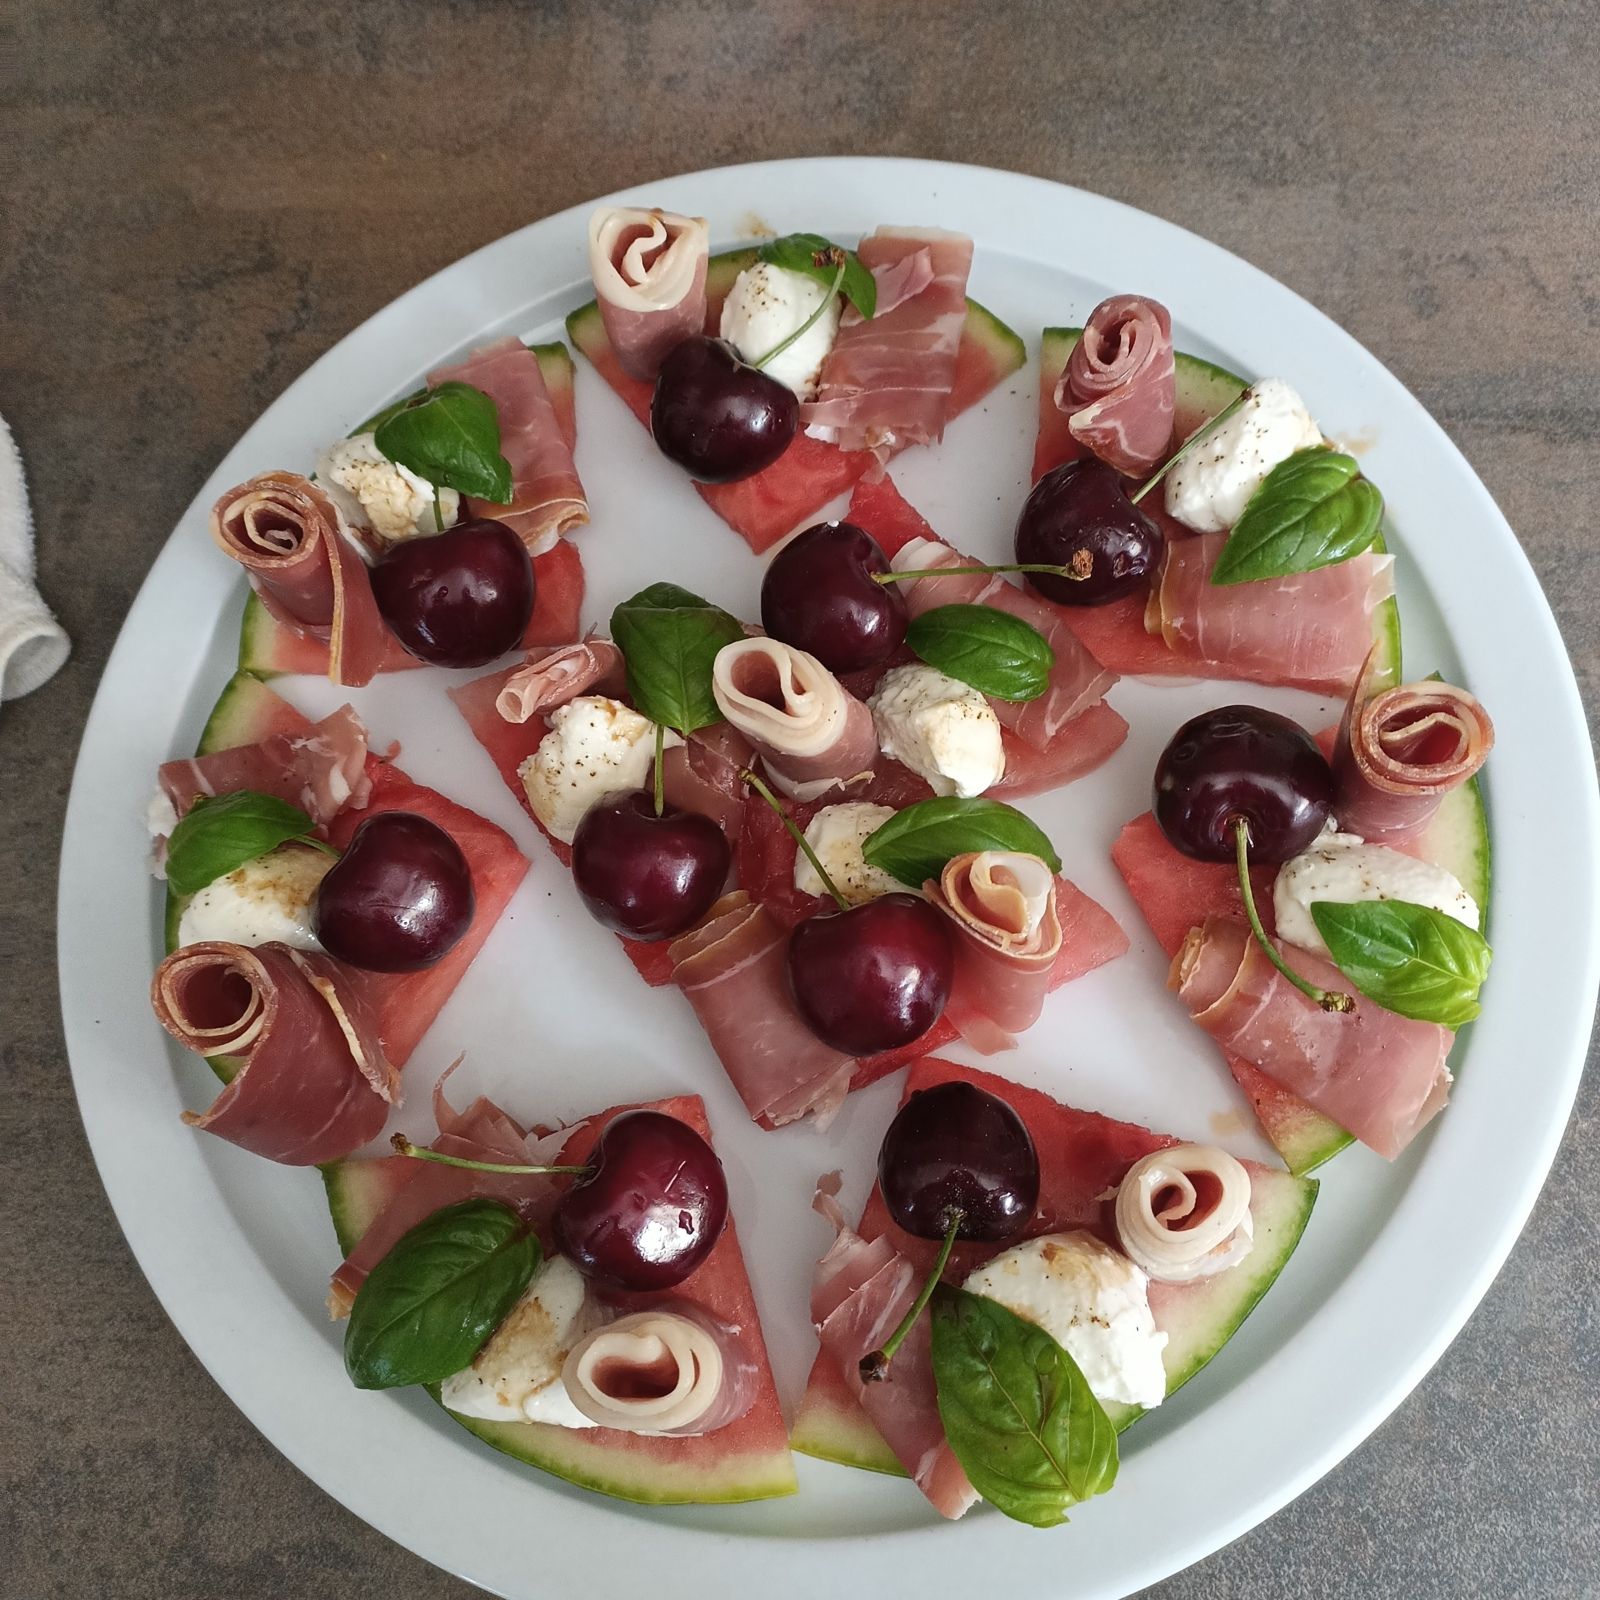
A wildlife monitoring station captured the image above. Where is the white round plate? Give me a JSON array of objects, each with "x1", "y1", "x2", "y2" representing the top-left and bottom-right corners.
[{"x1": 60, "y1": 159, "x2": 1599, "y2": 1598}]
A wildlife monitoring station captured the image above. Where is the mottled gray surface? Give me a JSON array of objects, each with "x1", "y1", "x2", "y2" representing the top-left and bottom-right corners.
[{"x1": 3, "y1": 1, "x2": 1597, "y2": 1596}]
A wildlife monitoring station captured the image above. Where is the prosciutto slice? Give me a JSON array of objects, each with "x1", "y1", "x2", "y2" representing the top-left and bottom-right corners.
[
  {"x1": 1148, "y1": 535, "x2": 1394, "y2": 697},
  {"x1": 588, "y1": 207, "x2": 710, "y2": 381},
  {"x1": 803, "y1": 228, "x2": 974, "y2": 462},
  {"x1": 1170, "y1": 917, "x2": 1452, "y2": 1159},
  {"x1": 157, "y1": 704, "x2": 370, "y2": 827},
  {"x1": 151, "y1": 942, "x2": 395, "y2": 1166},
  {"x1": 661, "y1": 721, "x2": 755, "y2": 842},
  {"x1": 711, "y1": 638, "x2": 877, "y2": 802},
  {"x1": 926, "y1": 851, "x2": 1065, "y2": 1053},
  {"x1": 210, "y1": 472, "x2": 388, "y2": 687},
  {"x1": 1055, "y1": 294, "x2": 1176, "y2": 477},
  {"x1": 890, "y1": 535, "x2": 1118, "y2": 746},
  {"x1": 1333, "y1": 648, "x2": 1494, "y2": 842},
  {"x1": 668, "y1": 892, "x2": 854, "y2": 1128},
  {"x1": 429, "y1": 338, "x2": 587, "y2": 554},
  {"x1": 810, "y1": 1179, "x2": 979, "y2": 1519},
  {"x1": 495, "y1": 638, "x2": 626, "y2": 724}
]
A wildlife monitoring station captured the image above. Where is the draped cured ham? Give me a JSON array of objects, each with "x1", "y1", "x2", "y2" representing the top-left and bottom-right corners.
[
  {"x1": 429, "y1": 338, "x2": 587, "y2": 553},
  {"x1": 1171, "y1": 917, "x2": 1453, "y2": 1159},
  {"x1": 211, "y1": 472, "x2": 388, "y2": 687},
  {"x1": 1055, "y1": 295, "x2": 1176, "y2": 476},
  {"x1": 158, "y1": 704, "x2": 370, "y2": 828},
  {"x1": 1148, "y1": 534, "x2": 1394, "y2": 698},
  {"x1": 588, "y1": 207, "x2": 710, "y2": 381},
  {"x1": 711, "y1": 637, "x2": 877, "y2": 802},
  {"x1": 495, "y1": 638, "x2": 626, "y2": 723},
  {"x1": 1333, "y1": 649, "x2": 1494, "y2": 842},
  {"x1": 151, "y1": 941, "x2": 395, "y2": 1165},
  {"x1": 803, "y1": 228, "x2": 974, "y2": 463}
]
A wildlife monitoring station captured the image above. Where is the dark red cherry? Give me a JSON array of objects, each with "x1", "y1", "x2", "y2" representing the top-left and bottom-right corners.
[
  {"x1": 313, "y1": 812, "x2": 474, "y2": 972},
  {"x1": 878, "y1": 1080, "x2": 1040, "y2": 1242},
  {"x1": 785, "y1": 894, "x2": 953, "y2": 1056},
  {"x1": 1154, "y1": 705, "x2": 1334, "y2": 863},
  {"x1": 760, "y1": 521, "x2": 908, "y2": 673},
  {"x1": 650, "y1": 336, "x2": 798, "y2": 483},
  {"x1": 1015, "y1": 458, "x2": 1164, "y2": 605},
  {"x1": 370, "y1": 517, "x2": 534, "y2": 667},
  {"x1": 570, "y1": 791, "x2": 730, "y2": 942},
  {"x1": 554, "y1": 1110, "x2": 728, "y2": 1292}
]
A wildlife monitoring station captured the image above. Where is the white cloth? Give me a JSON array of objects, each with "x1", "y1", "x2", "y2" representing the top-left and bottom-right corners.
[{"x1": 0, "y1": 413, "x2": 69, "y2": 700}]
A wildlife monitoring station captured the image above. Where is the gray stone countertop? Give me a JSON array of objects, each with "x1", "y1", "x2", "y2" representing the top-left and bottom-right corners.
[{"x1": 3, "y1": 1, "x2": 1596, "y2": 1595}]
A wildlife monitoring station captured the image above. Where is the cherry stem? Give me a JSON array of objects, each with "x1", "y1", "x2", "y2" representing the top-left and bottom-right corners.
[
  {"x1": 653, "y1": 723, "x2": 666, "y2": 818},
  {"x1": 391, "y1": 1135, "x2": 591, "y2": 1177},
  {"x1": 432, "y1": 488, "x2": 445, "y2": 533},
  {"x1": 1232, "y1": 819, "x2": 1354, "y2": 1014},
  {"x1": 1130, "y1": 391, "x2": 1250, "y2": 505},
  {"x1": 859, "y1": 1210, "x2": 962, "y2": 1383},
  {"x1": 752, "y1": 260, "x2": 846, "y2": 371},
  {"x1": 873, "y1": 562, "x2": 1086, "y2": 585},
  {"x1": 739, "y1": 768, "x2": 850, "y2": 912}
]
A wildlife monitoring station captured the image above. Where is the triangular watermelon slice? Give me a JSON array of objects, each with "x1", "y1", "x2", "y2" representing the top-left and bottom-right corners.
[
  {"x1": 567, "y1": 248, "x2": 1026, "y2": 554},
  {"x1": 238, "y1": 345, "x2": 586, "y2": 678},
  {"x1": 790, "y1": 1058, "x2": 1318, "y2": 1475},
  {"x1": 323, "y1": 1092, "x2": 797, "y2": 1505},
  {"x1": 1031, "y1": 330, "x2": 1403, "y2": 694}
]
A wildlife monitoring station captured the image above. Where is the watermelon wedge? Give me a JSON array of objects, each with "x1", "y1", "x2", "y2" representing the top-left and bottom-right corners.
[
  {"x1": 238, "y1": 345, "x2": 586, "y2": 678},
  {"x1": 323, "y1": 1093, "x2": 797, "y2": 1505},
  {"x1": 1032, "y1": 331, "x2": 1402, "y2": 694},
  {"x1": 790, "y1": 1058, "x2": 1317, "y2": 1475},
  {"x1": 567, "y1": 248, "x2": 1026, "y2": 554},
  {"x1": 162, "y1": 671, "x2": 530, "y2": 1074}
]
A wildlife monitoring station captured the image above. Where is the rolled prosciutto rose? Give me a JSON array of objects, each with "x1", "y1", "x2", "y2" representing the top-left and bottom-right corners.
[
  {"x1": 495, "y1": 638, "x2": 626, "y2": 724},
  {"x1": 151, "y1": 942, "x2": 396, "y2": 1166},
  {"x1": 711, "y1": 637, "x2": 878, "y2": 803},
  {"x1": 1170, "y1": 917, "x2": 1452, "y2": 1160},
  {"x1": 1114, "y1": 1144, "x2": 1254, "y2": 1283},
  {"x1": 1055, "y1": 294, "x2": 1176, "y2": 476},
  {"x1": 210, "y1": 472, "x2": 388, "y2": 687},
  {"x1": 926, "y1": 850, "x2": 1063, "y2": 1053},
  {"x1": 1333, "y1": 649, "x2": 1494, "y2": 842},
  {"x1": 588, "y1": 207, "x2": 710, "y2": 381}
]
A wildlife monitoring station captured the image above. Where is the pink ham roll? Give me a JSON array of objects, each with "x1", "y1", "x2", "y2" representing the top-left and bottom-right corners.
[
  {"x1": 1056, "y1": 294, "x2": 1176, "y2": 477},
  {"x1": 588, "y1": 207, "x2": 710, "y2": 381}
]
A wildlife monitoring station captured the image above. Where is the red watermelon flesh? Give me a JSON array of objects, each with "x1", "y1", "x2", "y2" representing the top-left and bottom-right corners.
[
  {"x1": 447, "y1": 666, "x2": 676, "y2": 987},
  {"x1": 567, "y1": 251, "x2": 1026, "y2": 555}
]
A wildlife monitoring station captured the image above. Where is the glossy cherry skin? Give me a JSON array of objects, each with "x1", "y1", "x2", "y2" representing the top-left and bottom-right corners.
[
  {"x1": 312, "y1": 812, "x2": 475, "y2": 972},
  {"x1": 785, "y1": 894, "x2": 954, "y2": 1056},
  {"x1": 1153, "y1": 705, "x2": 1335, "y2": 863},
  {"x1": 1014, "y1": 458, "x2": 1164, "y2": 606},
  {"x1": 570, "y1": 791, "x2": 730, "y2": 941},
  {"x1": 878, "y1": 1081, "x2": 1040, "y2": 1242},
  {"x1": 760, "y1": 521, "x2": 908, "y2": 673},
  {"x1": 554, "y1": 1110, "x2": 729, "y2": 1292},
  {"x1": 370, "y1": 517, "x2": 534, "y2": 668},
  {"x1": 650, "y1": 336, "x2": 799, "y2": 483}
]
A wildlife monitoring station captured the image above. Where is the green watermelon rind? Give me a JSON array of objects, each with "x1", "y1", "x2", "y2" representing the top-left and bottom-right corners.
[{"x1": 321, "y1": 1159, "x2": 799, "y2": 1506}]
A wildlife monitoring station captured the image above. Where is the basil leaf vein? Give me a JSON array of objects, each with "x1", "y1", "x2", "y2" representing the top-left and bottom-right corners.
[
  {"x1": 1210, "y1": 447, "x2": 1383, "y2": 585},
  {"x1": 344, "y1": 1199, "x2": 541, "y2": 1391},
  {"x1": 931, "y1": 1287, "x2": 1119, "y2": 1527},
  {"x1": 862, "y1": 797, "x2": 1061, "y2": 887},
  {"x1": 1310, "y1": 898, "x2": 1491, "y2": 1027},
  {"x1": 757, "y1": 231, "x2": 877, "y2": 319},
  {"x1": 373, "y1": 381, "x2": 514, "y2": 504},
  {"x1": 906, "y1": 604, "x2": 1055, "y2": 702},
  {"x1": 610, "y1": 582, "x2": 745, "y2": 735},
  {"x1": 165, "y1": 789, "x2": 324, "y2": 898}
]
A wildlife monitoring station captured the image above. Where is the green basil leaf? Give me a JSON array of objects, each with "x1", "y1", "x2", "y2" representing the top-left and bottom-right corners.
[
  {"x1": 862, "y1": 797, "x2": 1061, "y2": 888},
  {"x1": 906, "y1": 604, "x2": 1055, "y2": 702},
  {"x1": 610, "y1": 582, "x2": 746, "y2": 735},
  {"x1": 1310, "y1": 899, "x2": 1491, "y2": 1027},
  {"x1": 1210, "y1": 447, "x2": 1383, "y2": 585},
  {"x1": 931, "y1": 1286, "x2": 1119, "y2": 1528},
  {"x1": 757, "y1": 231, "x2": 877, "y2": 319},
  {"x1": 373, "y1": 381, "x2": 514, "y2": 504},
  {"x1": 344, "y1": 1199, "x2": 540, "y2": 1391},
  {"x1": 165, "y1": 790, "x2": 324, "y2": 898}
]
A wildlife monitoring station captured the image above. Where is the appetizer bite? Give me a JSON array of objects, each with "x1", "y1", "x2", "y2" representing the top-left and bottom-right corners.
[{"x1": 791, "y1": 1059, "x2": 1316, "y2": 1523}]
